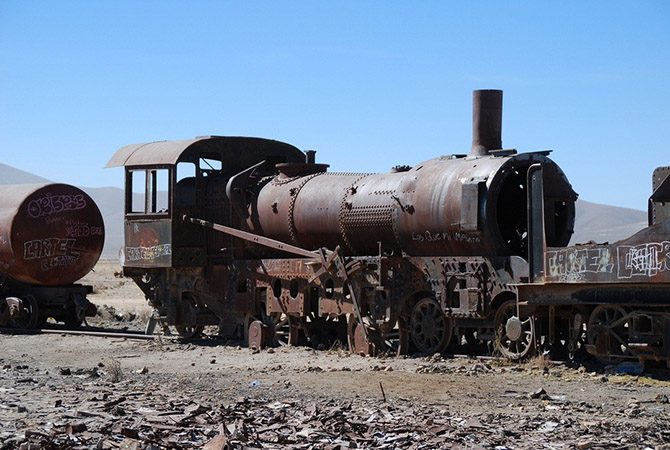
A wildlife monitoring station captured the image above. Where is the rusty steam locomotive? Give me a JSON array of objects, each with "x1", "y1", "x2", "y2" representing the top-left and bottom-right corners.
[
  {"x1": 0, "y1": 184, "x2": 104, "y2": 328},
  {"x1": 108, "y1": 90, "x2": 670, "y2": 365}
]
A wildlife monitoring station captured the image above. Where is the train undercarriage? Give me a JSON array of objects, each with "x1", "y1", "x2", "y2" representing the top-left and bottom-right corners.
[
  {"x1": 0, "y1": 282, "x2": 97, "y2": 329},
  {"x1": 126, "y1": 250, "x2": 527, "y2": 358},
  {"x1": 127, "y1": 249, "x2": 670, "y2": 368}
]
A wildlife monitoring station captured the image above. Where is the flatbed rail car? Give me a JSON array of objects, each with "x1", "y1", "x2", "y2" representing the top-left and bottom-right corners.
[
  {"x1": 514, "y1": 166, "x2": 670, "y2": 365},
  {"x1": 107, "y1": 90, "x2": 580, "y2": 357}
]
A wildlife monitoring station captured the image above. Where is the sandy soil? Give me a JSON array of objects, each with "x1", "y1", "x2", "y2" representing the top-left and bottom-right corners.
[
  {"x1": 2, "y1": 262, "x2": 670, "y2": 449},
  {"x1": 80, "y1": 260, "x2": 151, "y2": 321}
]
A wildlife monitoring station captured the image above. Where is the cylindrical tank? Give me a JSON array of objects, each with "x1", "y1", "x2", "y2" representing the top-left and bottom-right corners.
[
  {"x1": 0, "y1": 184, "x2": 104, "y2": 285},
  {"x1": 254, "y1": 152, "x2": 576, "y2": 258}
]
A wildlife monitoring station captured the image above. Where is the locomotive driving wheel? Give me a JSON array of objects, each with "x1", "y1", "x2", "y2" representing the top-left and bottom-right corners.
[
  {"x1": 347, "y1": 315, "x2": 409, "y2": 356},
  {"x1": 260, "y1": 308, "x2": 301, "y2": 347},
  {"x1": 586, "y1": 305, "x2": 632, "y2": 363},
  {"x1": 494, "y1": 299, "x2": 535, "y2": 360},
  {"x1": 347, "y1": 315, "x2": 379, "y2": 356},
  {"x1": 409, "y1": 298, "x2": 452, "y2": 355}
]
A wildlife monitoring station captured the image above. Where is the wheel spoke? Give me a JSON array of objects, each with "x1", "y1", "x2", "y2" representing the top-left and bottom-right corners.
[
  {"x1": 494, "y1": 300, "x2": 535, "y2": 360},
  {"x1": 586, "y1": 305, "x2": 632, "y2": 362},
  {"x1": 409, "y1": 298, "x2": 451, "y2": 355}
]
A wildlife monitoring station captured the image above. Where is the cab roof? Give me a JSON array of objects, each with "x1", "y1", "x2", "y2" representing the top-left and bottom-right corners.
[{"x1": 106, "y1": 136, "x2": 305, "y2": 168}]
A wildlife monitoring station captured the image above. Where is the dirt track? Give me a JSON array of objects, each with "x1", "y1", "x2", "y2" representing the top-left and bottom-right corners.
[{"x1": 2, "y1": 262, "x2": 670, "y2": 449}]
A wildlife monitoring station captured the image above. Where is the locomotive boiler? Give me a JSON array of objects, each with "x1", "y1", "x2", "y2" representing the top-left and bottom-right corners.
[
  {"x1": 0, "y1": 183, "x2": 104, "y2": 328},
  {"x1": 109, "y1": 89, "x2": 580, "y2": 356}
]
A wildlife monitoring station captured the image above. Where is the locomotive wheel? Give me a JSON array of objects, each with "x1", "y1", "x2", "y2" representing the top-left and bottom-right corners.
[
  {"x1": 175, "y1": 294, "x2": 204, "y2": 338},
  {"x1": 586, "y1": 305, "x2": 631, "y2": 363},
  {"x1": 6, "y1": 296, "x2": 40, "y2": 329},
  {"x1": 348, "y1": 315, "x2": 375, "y2": 356},
  {"x1": 347, "y1": 315, "x2": 409, "y2": 356},
  {"x1": 175, "y1": 325, "x2": 204, "y2": 339},
  {"x1": 409, "y1": 298, "x2": 452, "y2": 355},
  {"x1": 494, "y1": 300, "x2": 535, "y2": 360},
  {"x1": 378, "y1": 317, "x2": 409, "y2": 357},
  {"x1": 262, "y1": 312, "x2": 299, "y2": 347}
]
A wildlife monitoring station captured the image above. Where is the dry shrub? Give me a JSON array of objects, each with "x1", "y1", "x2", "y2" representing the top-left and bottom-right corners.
[
  {"x1": 525, "y1": 352, "x2": 553, "y2": 371},
  {"x1": 105, "y1": 358, "x2": 123, "y2": 382}
]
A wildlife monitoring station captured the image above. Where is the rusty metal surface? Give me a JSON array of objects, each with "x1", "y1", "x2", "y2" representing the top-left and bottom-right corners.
[
  {"x1": 470, "y1": 89, "x2": 503, "y2": 156},
  {"x1": 0, "y1": 184, "x2": 104, "y2": 285},
  {"x1": 123, "y1": 219, "x2": 172, "y2": 268},
  {"x1": 538, "y1": 219, "x2": 670, "y2": 285},
  {"x1": 186, "y1": 216, "x2": 320, "y2": 259},
  {"x1": 107, "y1": 136, "x2": 304, "y2": 168},
  {"x1": 255, "y1": 152, "x2": 576, "y2": 258},
  {"x1": 248, "y1": 320, "x2": 269, "y2": 349}
]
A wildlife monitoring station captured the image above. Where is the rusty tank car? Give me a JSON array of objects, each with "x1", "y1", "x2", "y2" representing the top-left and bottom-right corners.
[
  {"x1": 108, "y1": 89, "x2": 583, "y2": 357},
  {"x1": 0, "y1": 183, "x2": 104, "y2": 328}
]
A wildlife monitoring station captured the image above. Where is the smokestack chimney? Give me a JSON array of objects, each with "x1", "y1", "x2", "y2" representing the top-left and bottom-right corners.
[{"x1": 470, "y1": 89, "x2": 503, "y2": 156}]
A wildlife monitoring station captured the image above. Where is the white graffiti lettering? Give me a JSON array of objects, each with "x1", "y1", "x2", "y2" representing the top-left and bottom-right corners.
[
  {"x1": 411, "y1": 230, "x2": 482, "y2": 244},
  {"x1": 40, "y1": 255, "x2": 79, "y2": 271},
  {"x1": 546, "y1": 247, "x2": 614, "y2": 281},
  {"x1": 126, "y1": 244, "x2": 172, "y2": 262},
  {"x1": 64, "y1": 220, "x2": 104, "y2": 238},
  {"x1": 617, "y1": 241, "x2": 670, "y2": 278},
  {"x1": 23, "y1": 238, "x2": 78, "y2": 260},
  {"x1": 27, "y1": 193, "x2": 86, "y2": 218}
]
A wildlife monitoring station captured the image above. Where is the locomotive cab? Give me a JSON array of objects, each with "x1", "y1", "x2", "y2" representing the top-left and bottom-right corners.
[{"x1": 107, "y1": 136, "x2": 306, "y2": 270}]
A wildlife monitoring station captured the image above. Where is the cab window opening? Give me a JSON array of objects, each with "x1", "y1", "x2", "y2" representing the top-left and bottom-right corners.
[{"x1": 126, "y1": 168, "x2": 170, "y2": 215}]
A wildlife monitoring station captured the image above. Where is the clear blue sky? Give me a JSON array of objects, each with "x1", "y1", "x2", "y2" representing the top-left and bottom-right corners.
[{"x1": 1, "y1": 1, "x2": 668, "y2": 209}]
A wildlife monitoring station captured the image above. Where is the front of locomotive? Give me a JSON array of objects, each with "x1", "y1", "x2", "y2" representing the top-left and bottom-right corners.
[
  {"x1": 392, "y1": 148, "x2": 577, "y2": 258},
  {"x1": 453, "y1": 90, "x2": 576, "y2": 259}
]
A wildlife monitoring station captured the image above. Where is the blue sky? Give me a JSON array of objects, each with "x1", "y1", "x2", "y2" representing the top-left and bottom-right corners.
[{"x1": 1, "y1": 1, "x2": 668, "y2": 209}]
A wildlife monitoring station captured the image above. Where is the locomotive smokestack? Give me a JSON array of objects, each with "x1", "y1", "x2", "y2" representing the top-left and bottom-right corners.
[{"x1": 470, "y1": 89, "x2": 503, "y2": 156}]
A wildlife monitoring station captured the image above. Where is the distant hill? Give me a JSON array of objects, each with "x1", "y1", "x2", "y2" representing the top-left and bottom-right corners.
[
  {"x1": 0, "y1": 163, "x2": 50, "y2": 184},
  {"x1": 570, "y1": 199, "x2": 647, "y2": 245},
  {"x1": 0, "y1": 162, "x2": 651, "y2": 260}
]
